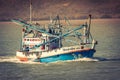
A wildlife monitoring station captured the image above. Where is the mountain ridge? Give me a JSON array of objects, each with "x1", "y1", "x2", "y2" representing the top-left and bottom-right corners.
[{"x1": 0, "y1": 0, "x2": 120, "y2": 21}]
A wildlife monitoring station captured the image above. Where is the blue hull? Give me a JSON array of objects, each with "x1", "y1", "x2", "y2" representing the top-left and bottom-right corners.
[{"x1": 34, "y1": 49, "x2": 96, "y2": 63}]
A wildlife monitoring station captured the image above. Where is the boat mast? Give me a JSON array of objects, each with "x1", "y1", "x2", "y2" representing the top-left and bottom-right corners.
[
  {"x1": 57, "y1": 15, "x2": 62, "y2": 48},
  {"x1": 83, "y1": 15, "x2": 92, "y2": 44},
  {"x1": 87, "y1": 14, "x2": 91, "y2": 39},
  {"x1": 29, "y1": 0, "x2": 32, "y2": 24}
]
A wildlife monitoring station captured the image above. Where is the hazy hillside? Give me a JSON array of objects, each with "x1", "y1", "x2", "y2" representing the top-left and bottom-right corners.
[{"x1": 0, "y1": 0, "x2": 120, "y2": 21}]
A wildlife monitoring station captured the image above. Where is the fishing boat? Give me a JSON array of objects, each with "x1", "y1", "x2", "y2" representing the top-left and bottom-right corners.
[
  {"x1": 11, "y1": 0, "x2": 97, "y2": 63},
  {"x1": 12, "y1": 15, "x2": 97, "y2": 63}
]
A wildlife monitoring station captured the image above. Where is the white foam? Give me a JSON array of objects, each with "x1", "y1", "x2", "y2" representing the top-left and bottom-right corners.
[
  {"x1": 0, "y1": 56, "x2": 41, "y2": 64},
  {"x1": 47, "y1": 57, "x2": 100, "y2": 64},
  {"x1": 73, "y1": 57, "x2": 99, "y2": 62},
  {"x1": 0, "y1": 56, "x2": 100, "y2": 64}
]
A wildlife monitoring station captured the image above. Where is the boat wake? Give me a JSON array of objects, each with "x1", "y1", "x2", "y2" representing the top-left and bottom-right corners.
[
  {"x1": 48, "y1": 57, "x2": 102, "y2": 64},
  {"x1": 0, "y1": 56, "x2": 106, "y2": 64},
  {"x1": 74, "y1": 57, "x2": 99, "y2": 62},
  {"x1": 0, "y1": 56, "x2": 41, "y2": 64}
]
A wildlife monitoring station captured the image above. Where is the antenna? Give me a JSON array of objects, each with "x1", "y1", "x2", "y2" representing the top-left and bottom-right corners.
[{"x1": 29, "y1": 0, "x2": 32, "y2": 24}]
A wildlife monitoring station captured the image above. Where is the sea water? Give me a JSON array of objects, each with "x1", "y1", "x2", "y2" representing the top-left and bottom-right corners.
[{"x1": 0, "y1": 19, "x2": 120, "y2": 80}]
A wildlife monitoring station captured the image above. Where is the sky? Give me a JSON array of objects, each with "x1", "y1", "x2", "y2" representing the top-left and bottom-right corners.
[{"x1": 0, "y1": 0, "x2": 120, "y2": 20}]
